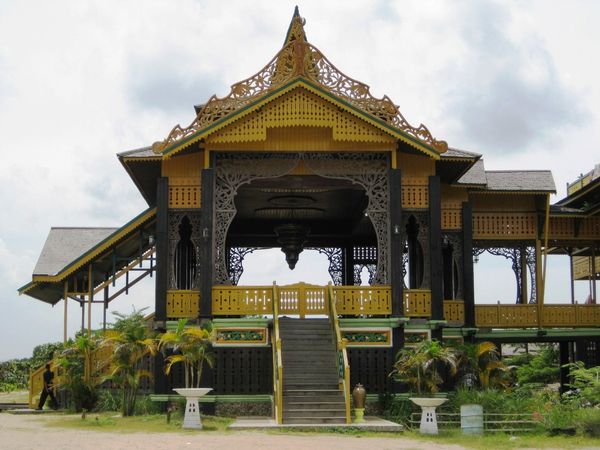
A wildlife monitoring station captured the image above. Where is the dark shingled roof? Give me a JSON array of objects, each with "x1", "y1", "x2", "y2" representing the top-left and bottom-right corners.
[
  {"x1": 118, "y1": 146, "x2": 156, "y2": 158},
  {"x1": 442, "y1": 147, "x2": 481, "y2": 159},
  {"x1": 33, "y1": 228, "x2": 118, "y2": 276},
  {"x1": 484, "y1": 170, "x2": 556, "y2": 192},
  {"x1": 457, "y1": 159, "x2": 487, "y2": 186}
]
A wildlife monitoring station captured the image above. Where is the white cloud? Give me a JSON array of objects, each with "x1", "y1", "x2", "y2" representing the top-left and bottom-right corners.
[{"x1": 0, "y1": 0, "x2": 598, "y2": 359}]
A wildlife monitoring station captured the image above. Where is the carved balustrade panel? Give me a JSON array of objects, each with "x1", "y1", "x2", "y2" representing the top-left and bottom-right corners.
[
  {"x1": 403, "y1": 289, "x2": 431, "y2": 317},
  {"x1": 333, "y1": 286, "x2": 391, "y2": 315},
  {"x1": 443, "y1": 300, "x2": 465, "y2": 324},
  {"x1": 472, "y1": 212, "x2": 537, "y2": 239},
  {"x1": 166, "y1": 290, "x2": 200, "y2": 319},
  {"x1": 212, "y1": 286, "x2": 274, "y2": 316}
]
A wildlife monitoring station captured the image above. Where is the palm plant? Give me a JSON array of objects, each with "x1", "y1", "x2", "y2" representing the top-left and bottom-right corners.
[
  {"x1": 101, "y1": 309, "x2": 157, "y2": 416},
  {"x1": 56, "y1": 333, "x2": 99, "y2": 411},
  {"x1": 454, "y1": 341, "x2": 510, "y2": 389},
  {"x1": 158, "y1": 319, "x2": 214, "y2": 388},
  {"x1": 391, "y1": 339, "x2": 457, "y2": 395}
]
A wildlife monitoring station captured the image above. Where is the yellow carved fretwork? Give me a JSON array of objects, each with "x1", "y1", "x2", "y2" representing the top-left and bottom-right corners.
[{"x1": 153, "y1": 9, "x2": 447, "y2": 156}]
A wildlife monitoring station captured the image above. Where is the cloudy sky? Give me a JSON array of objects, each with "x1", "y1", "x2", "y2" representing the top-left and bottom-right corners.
[{"x1": 1, "y1": 0, "x2": 598, "y2": 360}]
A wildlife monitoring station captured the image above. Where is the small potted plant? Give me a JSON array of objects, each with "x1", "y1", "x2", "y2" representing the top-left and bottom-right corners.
[{"x1": 391, "y1": 339, "x2": 457, "y2": 434}]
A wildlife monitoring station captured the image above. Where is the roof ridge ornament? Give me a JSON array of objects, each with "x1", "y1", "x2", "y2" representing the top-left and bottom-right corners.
[{"x1": 152, "y1": 9, "x2": 448, "y2": 155}]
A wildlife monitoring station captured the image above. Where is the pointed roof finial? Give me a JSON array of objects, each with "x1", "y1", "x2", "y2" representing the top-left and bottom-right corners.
[{"x1": 283, "y1": 6, "x2": 307, "y2": 46}]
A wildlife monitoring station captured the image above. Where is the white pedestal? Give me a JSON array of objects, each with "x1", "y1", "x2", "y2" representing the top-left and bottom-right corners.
[
  {"x1": 174, "y1": 388, "x2": 212, "y2": 430},
  {"x1": 409, "y1": 397, "x2": 447, "y2": 435}
]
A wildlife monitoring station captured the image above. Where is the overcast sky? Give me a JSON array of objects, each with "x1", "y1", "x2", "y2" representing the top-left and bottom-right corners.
[{"x1": 1, "y1": 1, "x2": 598, "y2": 361}]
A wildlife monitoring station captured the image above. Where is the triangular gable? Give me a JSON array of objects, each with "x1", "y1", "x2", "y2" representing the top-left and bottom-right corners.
[
  {"x1": 206, "y1": 85, "x2": 395, "y2": 146},
  {"x1": 152, "y1": 10, "x2": 447, "y2": 159}
]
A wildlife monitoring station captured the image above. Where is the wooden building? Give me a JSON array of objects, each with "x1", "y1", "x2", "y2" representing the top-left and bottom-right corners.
[{"x1": 19, "y1": 10, "x2": 600, "y2": 423}]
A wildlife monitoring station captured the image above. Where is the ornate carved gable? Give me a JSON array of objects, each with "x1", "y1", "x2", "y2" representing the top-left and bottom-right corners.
[
  {"x1": 153, "y1": 9, "x2": 447, "y2": 158},
  {"x1": 205, "y1": 86, "x2": 396, "y2": 148}
]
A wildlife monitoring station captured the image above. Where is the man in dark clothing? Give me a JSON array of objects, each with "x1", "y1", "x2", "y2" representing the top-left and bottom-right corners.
[{"x1": 37, "y1": 364, "x2": 58, "y2": 410}]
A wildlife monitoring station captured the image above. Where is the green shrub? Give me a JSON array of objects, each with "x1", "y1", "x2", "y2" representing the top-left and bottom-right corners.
[
  {"x1": 96, "y1": 390, "x2": 121, "y2": 412},
  {"x1": 0, "y1": 359, "x2": 31, "y2": 390},
  {"x1": 576, "y1": 408, "x2": 600, "y2": 437},
  {"x1": 379, "y1": 393, "x2": 415, "y2": 425},
  {"x1": 515, "y1": 344, "x2": 560, "y2": 386},
  {"x1": 70, "y1": 379, "x2": 98, "y2": 412},
  {"x1": 565, "y1": 363, "x2": 600, "y2": 406},
  {"x1": 134, "y1": 395, "x2": 163, "y2": 416}
]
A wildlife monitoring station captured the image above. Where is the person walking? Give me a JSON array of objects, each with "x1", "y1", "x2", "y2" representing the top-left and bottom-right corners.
[{"x1": 37, "y1": 364, "x2": 58, "y2": 410}]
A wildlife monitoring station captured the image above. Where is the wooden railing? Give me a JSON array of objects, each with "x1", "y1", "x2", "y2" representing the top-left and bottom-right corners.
[
  {"x1": 328, "y1": 283, "x2": 351, "y2": 424},
  {"x1": 474, "y1": 303, "x2": 600, "y2": 328},
  {"x1": 567, "y1": 169, "x2": 595, "y2": 195},
  {"x1": 333, "y1": 286, "x2": 391, "y2": 315},
  {"x1": 403, "y1": 289, "x2": 431, "y2": 317},
  {"x1": 279, "y1": 283, "x2": 327, "y2": 317},
  {"x1": 444, "y1": 300, "x2": 465, "y2": 323},
  {"x1": 212, "y1": 285, "x2": 273, "y2": 316},
  {"x1": 167, "y1": 290, "x2": 199, "y2": 318},
  {"x1": 271, "y1": 283, "x2": 284, "y2": 424}
]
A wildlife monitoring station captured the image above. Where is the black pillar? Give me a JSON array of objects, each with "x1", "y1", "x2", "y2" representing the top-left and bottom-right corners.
[
  {"x1": 559, "y1": 341, "x2": 570, "y2": 394},
  {"x1": 390, "y1": 168, "x2": 403, "y2": 316},
  {"x1": 429, "y1": 176, "x2": 443, "y2": 317},
  {"x1": 155, "y1": 177, "x2": 168, "y2": 323},
  {"x1": 344, "y1": 245, "x2": 355, "y2": 285},
  {"x1": 462, "y1": 202, "x2": 475, "y2": 327},
  {"x1": 199, "y1": 169, "x2": 214, "y2": 319}
]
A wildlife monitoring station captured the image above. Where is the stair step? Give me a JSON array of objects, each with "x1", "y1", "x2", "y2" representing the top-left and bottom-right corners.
[
  {"x1": 283, "y1": 417, "x2": 347, "y2": 424},
  {"x1": 285, "y1": 409, "x2": 346, "y2": 418},
  {"x1": 284, "y1": 402, "x2": 346, "y2": 410}
]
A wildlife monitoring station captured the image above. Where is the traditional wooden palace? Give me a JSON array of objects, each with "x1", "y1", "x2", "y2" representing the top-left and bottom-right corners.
[{"x1": 20, "y1": 10, "x2": 600, "y2": 423}]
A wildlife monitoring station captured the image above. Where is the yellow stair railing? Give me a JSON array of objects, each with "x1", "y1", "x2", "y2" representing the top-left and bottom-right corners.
[
  {"x1": 328, "y1": 282, "x2": 352, "y2": 424},
  {"x1": 271, "y1": 282, "x2": 284, "y2": 424}
]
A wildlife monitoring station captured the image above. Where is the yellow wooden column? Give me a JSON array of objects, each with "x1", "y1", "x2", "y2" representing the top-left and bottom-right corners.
[
  {"x1": 63, "y1": 281, "x2": 68, "y2": 344},
  {"x1": 87, "y1": 264, "x2": 93, "y2": 337}
]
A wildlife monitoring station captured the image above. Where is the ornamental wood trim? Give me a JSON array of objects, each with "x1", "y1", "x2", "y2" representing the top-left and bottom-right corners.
[
  {"x1": 442, "y1": 208, "x2": 462, "y2": 230},
  {"x1": 403, "y1": 289, "x2": 431, "y2": 317},
  {"x1": 168, "y1": 185, "x2": 201, "y2": 209},
  {"x1": 402, "y1": 185, "x2": 429, "y2": 209},
  {"x1": 206, "y1": 89, "x2": 396, "y2": 145},
  {"x1": 279, "y1": 282, "x2": 328, "y2": 318},
  {"x1": 579, "y1": 217, "x2": 600, "y2": 238},
  {"x1": 573, "y1": 256, "x2": 600, "y2": 280},
  {"x1": 166, "y1": 290, "x2": 200, "y2": 318},
  {"x1": 443, "y1": 300, "x2": 464, "y2": 324},
  {"x1": 333, "y1": 286, "x2": 391, "y2": 315},
  {"x1": 475, "y1": 304, "x2": 539, "y2": 328},
  {"x1": 547, "y1": 217, "x2": 574, "y2": 238},
  {"x1": 212, "y1": 286, "x2": 273, "y2": 316},
  {"x1": 472, "y1": 212, "x2": 537, "y2": 239}
]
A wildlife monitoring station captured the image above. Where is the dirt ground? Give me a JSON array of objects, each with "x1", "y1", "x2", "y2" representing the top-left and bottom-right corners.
[{"x1": 0, "y1": 412, "x2": 470, "y2": 450}]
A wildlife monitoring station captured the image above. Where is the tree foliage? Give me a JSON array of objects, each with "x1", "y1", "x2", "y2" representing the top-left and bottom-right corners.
[
  {"x1": 159, "y1": 319, "x2": 214, "y2": 388},
  {"x1": 101, "y1": 309, "x2": 156, "y2": 416}
]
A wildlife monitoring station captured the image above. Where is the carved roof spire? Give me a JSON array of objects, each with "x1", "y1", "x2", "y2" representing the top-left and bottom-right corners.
[{"x1": 283, "y1": 6, "x2": 307, "y2": 46}]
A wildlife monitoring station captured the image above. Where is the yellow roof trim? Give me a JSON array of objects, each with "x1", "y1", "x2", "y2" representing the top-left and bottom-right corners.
[{"x1": 163, "y1": 80, "x2": 440, "y2": 160}]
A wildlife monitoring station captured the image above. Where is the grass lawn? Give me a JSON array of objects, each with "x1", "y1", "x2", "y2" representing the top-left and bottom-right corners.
[
  {"x1": 43, "y1": 411, "x2": 233, "y2": 433},
  {"x1": 403, "y1": 429, "x2": 600, "y2": 450},
  {"x1": 0, "y1": 390, "x2": 28, "y2": 403},
  {"x1": 40, "y1": 412, "x2": 600, "y2": 449}
]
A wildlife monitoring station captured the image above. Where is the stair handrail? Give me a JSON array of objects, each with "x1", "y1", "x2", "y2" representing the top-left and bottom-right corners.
[
  {"x1": 327, "y1": 282, "x2": 351, "y2": 424},
  {"x1": 272, "y1": 281, "x2": 284, "y2": 424}
]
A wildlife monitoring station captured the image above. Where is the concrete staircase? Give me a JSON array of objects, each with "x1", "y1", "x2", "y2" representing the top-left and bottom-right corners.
[{"x1": 279, "y1": 318, "x2": 347, "y2": 424}]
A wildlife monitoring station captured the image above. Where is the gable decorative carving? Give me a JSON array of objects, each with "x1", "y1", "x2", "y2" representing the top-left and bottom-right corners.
[{"x1": 152, "y1": 12, "x2": 447, "y2": 156}]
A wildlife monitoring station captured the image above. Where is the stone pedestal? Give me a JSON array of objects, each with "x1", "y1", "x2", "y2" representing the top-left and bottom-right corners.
[
  {"x1": 409, "y1": 397, "x2": 447, "y2": 435},
  {"x1": 174, "y1": 388, "x2": 212, "y2": 429}
]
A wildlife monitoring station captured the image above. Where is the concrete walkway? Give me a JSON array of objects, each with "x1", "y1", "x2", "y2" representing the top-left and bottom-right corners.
[{"x1": 229, "y1": 416, "x2": 403, "y2": 432}]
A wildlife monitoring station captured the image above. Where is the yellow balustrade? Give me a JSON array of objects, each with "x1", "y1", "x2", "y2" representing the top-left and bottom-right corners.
[
  {"x1": 271, "y1": 283, "x2": 283, "y2": 424},
  {"x1": 278, "y1": 282, "x2": 328, "y2": 317},
  {"x1": 212, "y1": 286, "x2": 273, "y2": 316},
  {"x1": 328, "y1": 283, "x2": 351, "y2": 424},
  {"x1": 403, "y1": 289, "x2": 431, "y2": 317},
  {"x1": 443, "y1": 300, "x2": 465, "y2": 324},
  {"x1": 472, "y1": 212, "x2": 537, "y2": 239},
  {"x1": 167, "y1": 290, "x2": 200, "y2": 318},
  {"x1": 474, "y1": 303, "x2": 600, "y2": 328},
  {"x1": 333, "y1": 286, "x2": 391, "y2": 315}
]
